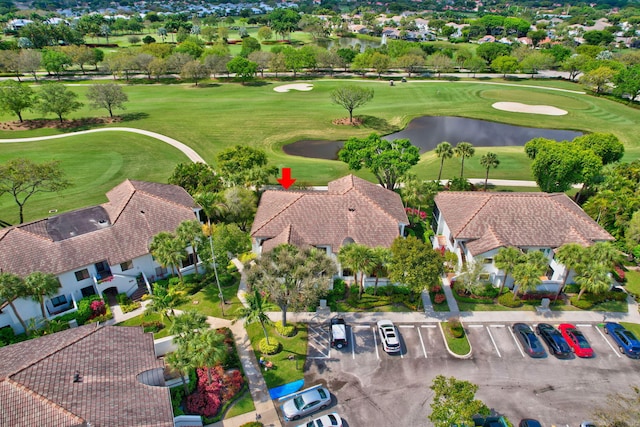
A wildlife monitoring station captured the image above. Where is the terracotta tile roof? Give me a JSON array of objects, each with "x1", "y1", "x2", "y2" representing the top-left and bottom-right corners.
[
  {"x1": 0, "y1": 325, "x2": 173, "y2": 427},
  {"x1": 435, "y1": 192, "x2": 613, "y2": 256},
  {"x1": 252, "y1": 175, "x2": 408, "y2": 253},
  {"x1": 0, "y1": 180, "x2": 197, "y2": 277}
]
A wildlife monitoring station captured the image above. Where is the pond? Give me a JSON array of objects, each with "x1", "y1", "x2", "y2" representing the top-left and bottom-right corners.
[{"x1": 282, "y1": 116, "x2": 583, "y2": 160}]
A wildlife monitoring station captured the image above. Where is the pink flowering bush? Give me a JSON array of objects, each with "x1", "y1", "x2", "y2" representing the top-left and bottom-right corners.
[
  {"x1": 186, "y1": 366, "x2": 245, "y2": 418},
  {"x1": 89, "y1": 300, "x2": 106, "y2": 317}
]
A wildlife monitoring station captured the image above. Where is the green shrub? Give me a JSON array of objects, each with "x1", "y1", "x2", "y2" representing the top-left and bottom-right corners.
[
  {"x1": 448, "y1": 318, "x2": 465, "y2": 338},
  {"x1": 332, "y1": 279, "x2": 346, "y2": 298},
  {"x1": 570, "y1": 295, "x2": 594, "y2": 309},
  {"x1": 0, "y1": 327, "x2": 16, "y2": 346},
  {"x1": 259, "y1": 338, "x2": 281, "y2": 355},
  {"x1": 473, "y1": 283, "x2": 500, "y2": 298},
  {"x1": 275, "y1": 321, "x2": 297, "y2": 337},
  {"x1": 563, "y1": 283, "x2": 580, "y2": 294},
  {"x1": 142, "y1": 321, "x2": 165, "y2": 333},
  {"x1": 170, "y1": 386, "x2": 185, "y2": 416},
  {"x1": 498, "y1": 292, "x2": 523, "y2": 307},
  {"x1": 239, "y1": 422, "x2": 264, "y2": 427}
]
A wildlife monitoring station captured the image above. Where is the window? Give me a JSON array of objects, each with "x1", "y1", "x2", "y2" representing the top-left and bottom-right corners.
[
  {"x1": 483, "y1": 258, "x2": 493, "y2": 264},
  {"x1": 182, "y1": 253, "x2": 195, "y2": 268},
  {"x1": 81, "y1": 285, "x2": 96, "y2": 298},
  {"x1": 342, "y1": 268, "x2": 353, "y2": 277},
  {"x1": 75, "y1": 269, "x2": 90, "y2": 281},
  {"x1": 120, "y1": 260, "x2": 133, "y2": 271},
  {"x1": 479, "y1": 273, "x2": 491, "y2": 281},
  {"x1": 155, "y1": 266, "x2": 168, "y2": 277},
  {"x1": 50, "y1": 295, "x2": 67, "y2": 307}
]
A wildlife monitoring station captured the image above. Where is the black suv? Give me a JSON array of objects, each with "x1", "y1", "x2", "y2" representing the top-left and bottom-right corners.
[{"x1": 330, "y1": 317, "x2": 348, "y2": 349}]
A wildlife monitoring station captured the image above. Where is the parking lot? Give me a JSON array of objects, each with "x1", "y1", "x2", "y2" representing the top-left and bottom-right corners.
[{"x1": 282, "y1": 321, "x2": 640, "y2": 427}]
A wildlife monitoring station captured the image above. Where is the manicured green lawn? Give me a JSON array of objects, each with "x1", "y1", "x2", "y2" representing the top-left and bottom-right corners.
[
  {"x1": 176, "y1": 280, "x2": 244, "y2": 319},
  {"x1": 625, "y1": 270, "x2": 640, "y2": 296},
  {"x1": 246, "y1": 322, "x2": 307, "y2": 389},
  {"x1": 3, "y1": 78, "x2": 640, "y2": 222},
  {"x1": 116, "y1": 312, "x2": 172, "y2": 338},
  {"x1": 224, "y1": 388, "x2": 256, "y2": 418},
  {"x1": 442, "y1": 322, "x2": 471, "y2": 355}
]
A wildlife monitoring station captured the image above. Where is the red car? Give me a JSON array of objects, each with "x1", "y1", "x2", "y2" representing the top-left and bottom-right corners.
[{"x1": 558, "y1": 323, "x2": 594, "y2": 358}]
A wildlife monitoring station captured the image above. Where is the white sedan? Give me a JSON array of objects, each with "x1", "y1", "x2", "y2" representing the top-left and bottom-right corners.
[
  {"x1": 295, "y1": 412, "x2": 343, "y2": 427},
  {"x1": 377, "y1": 319, "x2": 401, "y2": 353}
]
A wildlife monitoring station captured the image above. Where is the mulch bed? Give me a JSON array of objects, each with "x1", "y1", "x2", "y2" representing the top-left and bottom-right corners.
[
  {"x1": 0, "y1": 117, "x2": 122, "y2": 131},
  {"x1": 332, "y1": 117, "x2": 364, "y2": 126}
]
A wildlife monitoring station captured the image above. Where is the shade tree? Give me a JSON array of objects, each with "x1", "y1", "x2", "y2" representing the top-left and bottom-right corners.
[
  {"x1": 428, "y1": 375, "x2": 490, "y2": 427},
  {"x1": 330, "y1": 85, "x2": 374, "y2": 124},
  {"x1": 0, "y1": 80, "x2": 35, "y2": 123},
  {"x1": 86, "y1": 83, "x2": 128, "y2": 117},
  {"x1": 37, "y1": 83, "x2": 83, "y2": 123}
]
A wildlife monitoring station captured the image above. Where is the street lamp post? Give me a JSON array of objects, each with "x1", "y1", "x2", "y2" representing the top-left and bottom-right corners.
[{"x1": 209, "y1": 233, "x2": 225, "y2": 316}]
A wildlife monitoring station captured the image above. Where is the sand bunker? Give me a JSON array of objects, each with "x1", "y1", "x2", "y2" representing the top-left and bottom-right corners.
[
  {"x1": 492, "y1": 102, "x2": 568, "y2": 116},
  {"x1": 274, "y1": 83, "x2": 314, "y2": 93}
]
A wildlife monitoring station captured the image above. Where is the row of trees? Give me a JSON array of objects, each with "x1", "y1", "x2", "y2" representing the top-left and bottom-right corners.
[{"x1": 0, "y1": 81, "x2": 128, "y2": 122}]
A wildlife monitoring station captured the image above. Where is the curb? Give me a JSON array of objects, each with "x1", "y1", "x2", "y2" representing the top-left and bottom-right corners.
[{"x1": 438, "y1": 321, "x2": 473, "y2": 359}]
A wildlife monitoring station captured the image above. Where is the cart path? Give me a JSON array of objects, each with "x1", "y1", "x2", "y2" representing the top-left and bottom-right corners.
[{"x1": 0, "y1": 126, "x2": 206, "y2": 163}]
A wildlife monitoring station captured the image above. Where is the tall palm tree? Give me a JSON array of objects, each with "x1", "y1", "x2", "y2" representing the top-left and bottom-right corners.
[
  {"x1": 480, "y1": 152, "x2": 500, "y2": 191},
  {"x1": 176, "y1": 219, "x2": 205, "y2": 276},
  {"x1": 145, "y1": 283, "x2": 184, "y2": 321},
  {"x1": 554, "y1": 243, "x2": 586, "y2": 301},
  {"x1": 589, "y1": 242, "x2": 621, "y2": 269},
  {"x1": 370, "y1": 247, "x2": 392, "y2": 296},
  {"x1": 338, "y1": 243, "x2": 374, "y2": 298},
  {"x1": 194, "y1": 191, "x2": 228, "y2": 226},
  {"x1": 150, "y1": 231, "x2": 186, "y2": 280},
  {"x1": 166, "y1": 349, "x2": 194, "y2": 394},
  {"x1": 494, "y1": 246, "x2": 522, "y2": 295},
  {"x1": 234, "y1": 289, "x2": 273, "y2": 344},
  {"x1": 169, "y1": 310, "x2": 208, "y2": 346},
  {"x1": 435, "y1": 141, "x2": 454, "y2": 182},
  {"x1": 192, "y1": 329, "x2": 226, "y2": 384},
  {"x1": 24, "y1": 271, "x2": 61, "y2": 320},
  {"x1": 575, "y1": 263, "x2": 610, "y2": 300},
  {"x1": 0, "y1": 272, "x2": 29, "y2": 332},
  {"x1": 512, "y1": 262, "x2": 544, "y2": 297},
  {"x1": 454, "y1": 142, "x2": 475, "y2": 179}
]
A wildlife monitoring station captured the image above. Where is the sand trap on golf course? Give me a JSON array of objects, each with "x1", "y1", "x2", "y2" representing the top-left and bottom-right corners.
[
  {"x1": 492, "y1": 102, "x2": 568, "y2": 116},
  {"x1": 274, "y1": 83, "x2": 314, "y2": 93}
]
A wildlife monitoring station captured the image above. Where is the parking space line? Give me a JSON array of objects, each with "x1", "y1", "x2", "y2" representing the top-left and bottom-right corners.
[
  {"x1": 372, "y1": 327, "x2": 380, "y2": 360},
  {"x1": 350, "y1": 328, "x2": 355, "y2": 359},
  {"x1": 508, "y1": 327, "x2": 526, "y2": 358},
  {"x1": 467, "y1": 324, "x2": 484, "y2": 328},
  {"x1": 353, "y1": 325, "x2": 370, "y2": 328},
  {"x1": 399, "y1": 325, "x2": 414, "y2": 328},
  {"x1": 576, "y1": 324, "x2": 591, "y2": 327},
  {"x1": 595, "y1": 325, "x2": 622, "y2": 358},
  {"x1": 486, "y1": 326, "x2": 502, "y2": 358},
  {"x1": 417, "y1": 327, "x2": 428, "y2": 358},
  {"x1": 421, "y1": 325, "x2": 437, "y2": 328}
]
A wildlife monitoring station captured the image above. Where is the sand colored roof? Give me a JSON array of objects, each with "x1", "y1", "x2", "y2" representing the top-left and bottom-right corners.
[
  {"x1": 0, "y1": 325, "x2": 173, "y2": 427},
  {"x1": 0, "y1": 180, "x2": 197, "y2": 277},
  {"x1": 252, "y1": 175, "x2": 408, "y2": 253},
  {"x1": 435, "y1": 192, "x2": 613, "y2": 256}
]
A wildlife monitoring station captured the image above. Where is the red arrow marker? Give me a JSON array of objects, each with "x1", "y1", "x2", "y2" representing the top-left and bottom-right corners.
[{"x1": 277, "y1": 167, "x2": 296, "y2": 190}]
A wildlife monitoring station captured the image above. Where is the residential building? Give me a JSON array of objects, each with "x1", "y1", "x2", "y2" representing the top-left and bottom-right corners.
[
  {"x1": 0, "y1": 180, "x2": 200, "y2": 333},
  {"x1": 251, "y1": 175, "x2": 408, "y2": 277},
  {"x1": 432, "y1": 192, "x2": 613, "y2": 290},
  {"x1": 0, "y1": 324, "x2": 174, "y2": 427}
]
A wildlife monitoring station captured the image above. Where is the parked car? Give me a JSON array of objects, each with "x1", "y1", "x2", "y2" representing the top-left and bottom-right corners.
[
  {"x1": 519, "y1": 419, "x2": 542, "y2": 427},
  {"x1": 330, "y1": 317, "x2": 348, "y2": 349},
  {"x1": 295, "y1": 412, "x2": 343, "y2": 427},
  {"x1": 580, "y1": 422, "x2": 596, "y2": 427},
  {"x1": 558, "y1": 323, "x2": 594, "y2": 358},
  {"x1": 281, "y1": 386, "x2": 332, "y2": 421},
  {"x1": 513, "y1": 323, "x2": 546, "y2": 358},
  {"x1": 536, "y1": 323, "x2": 572, "y2": 358},
  {"x1": 377, "y1": 319, "x2": 401, "y2": 353},
  {"x1": 604, "y1": 322, "x2": 640, "y2": 359}
]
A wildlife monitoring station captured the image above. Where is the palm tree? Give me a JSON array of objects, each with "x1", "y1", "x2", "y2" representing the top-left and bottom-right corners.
[
  {"x1": 234, "y1": 289, "x2": 273, "y2": 344},
  {"x1": 194, "y1": 191, "x2": 228, "y2": 226},
  {"x1": 169, "y1": 310, "x2": 208, "y2": 345},
  {"x1": 192, "y1": 329, "x2": 226, "y2": 384},
  {"x1": 554, "y1": 243, "x2": 586, "y2": 301},
  {"x1": 24, "y1": 272, "x2": 61, "y2": 320},
  {"x1": 494, "y1": 247, "x2": 522, "y2": 295},
  {"x1": 454, "y1": 142, "x2": 475, "y2": 179},
  {"x1": 166, "y1": 349, "x2": 194, "y2": 394},
  {"x1": 589, "y1": 242, "x2": 621, "y2": 269},
  {"x1": 338, "y1": 243, "x2": 374, "y2": 298},
  {"x1": 149, "y1": 231, "x2": 186, "y2": 280},
  {"x1": 370, "y1": 247, "x2": 391, "y2": 296},
  {"x1": 575, "y1": 263, "x2": 610, "y2": 300},
  {"x1": 0, "y1": 273, "x2": 29, "y2": 332},
  {"x1": 512, "y1": 262, "x2": 543, "y2": 297},
  {"x1": 145, "y1": 283, "x2": 184, "y2": 321},
  {"x1": 480, "y1": 152, "x2": 500, "y2": 191},
  {"x1": 176, "y1": 219, "x2": 205, "y2": 276},
  {"x1": 435, "y1": 141, "x2": 454, "y2": 182}
]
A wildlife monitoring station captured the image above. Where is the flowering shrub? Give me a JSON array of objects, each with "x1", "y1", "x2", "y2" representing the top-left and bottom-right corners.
[
  {"x1": 186, "y1": 366, "x2": 245, "y2": 418},
  {"x1": 434, "y1": 293, "x2": 446, "y2": 304},
  {"x1": 89, "y1": 300, "x2": 106, "y2": 317},
  {"x1": 405, "y1": 207, "x2": 427, "y2": 222}
]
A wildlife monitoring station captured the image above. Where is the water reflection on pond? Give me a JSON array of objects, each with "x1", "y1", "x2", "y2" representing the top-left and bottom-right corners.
[{"x1": 283, "y1": 116, "x2": 583, "y2": 160}]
